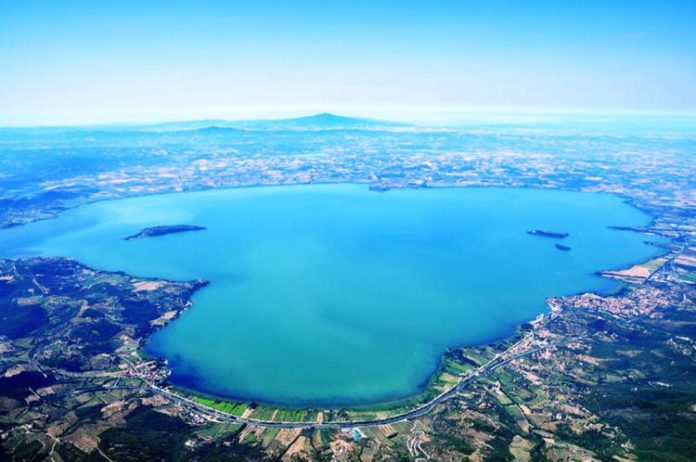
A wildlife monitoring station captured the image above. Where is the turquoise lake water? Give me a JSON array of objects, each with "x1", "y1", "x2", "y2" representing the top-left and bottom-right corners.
[{"x1": 0, "y1": 185, "x2": 663, "y2": 406}]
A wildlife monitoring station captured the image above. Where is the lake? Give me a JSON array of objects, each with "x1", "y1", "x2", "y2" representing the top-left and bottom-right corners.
[{"x1": 0, "y1": 185, "x2": 663, "y2": 406}]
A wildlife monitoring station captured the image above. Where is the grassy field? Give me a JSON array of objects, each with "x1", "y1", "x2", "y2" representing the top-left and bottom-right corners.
[
  {"x1": 274, "y1": 408, "x2": 307, "y2": 422},
  {"x1": 192, "y1": 396, "x2": 248, "y2": 416}
]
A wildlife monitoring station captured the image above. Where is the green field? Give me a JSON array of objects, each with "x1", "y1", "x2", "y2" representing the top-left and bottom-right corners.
[{"x1": 192, "y1": 397, "x2": 248, "y2": 416}]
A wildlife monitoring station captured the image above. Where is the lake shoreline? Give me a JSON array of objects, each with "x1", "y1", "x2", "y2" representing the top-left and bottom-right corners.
[{"x1": 0, "y1": 183, "x2": 668, "y2": 410}]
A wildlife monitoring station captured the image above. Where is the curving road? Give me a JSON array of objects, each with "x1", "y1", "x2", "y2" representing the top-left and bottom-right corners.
[{"x1": 143, "y1": 343, "x2": 548, "y2": 429}]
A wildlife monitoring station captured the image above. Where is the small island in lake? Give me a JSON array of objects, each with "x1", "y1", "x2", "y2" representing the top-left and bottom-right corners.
[
  {"x1": 555, "y1": 243, "x2": 572, "y2": 251},
  {"x1": 527, "y1": 229, "x2": 569, "y2": 239},
  {"x1": 124, "y1": 224, "x2": 206, "y2": 240}
]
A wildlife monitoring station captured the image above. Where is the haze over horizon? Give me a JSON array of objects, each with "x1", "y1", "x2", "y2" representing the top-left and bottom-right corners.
[{"x1": 1, "y1": 0, "x2": 696, "y2": 126}]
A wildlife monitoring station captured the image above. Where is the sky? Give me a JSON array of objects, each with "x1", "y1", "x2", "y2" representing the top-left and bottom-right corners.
[{"x1": 1, "y1": 0, "x2": 695, "y2": 126}]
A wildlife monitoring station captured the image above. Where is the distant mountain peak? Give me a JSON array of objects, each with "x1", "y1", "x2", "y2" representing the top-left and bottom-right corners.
[
  {"x1": 287, "y1": 113, "x2": 366, "y2": 124},
  {"x1": 263, "y1": 112, "x2": 403, "y2": 130},
  {"x1": 308, "y1": 112, "x2": 347, "y2": 119}
]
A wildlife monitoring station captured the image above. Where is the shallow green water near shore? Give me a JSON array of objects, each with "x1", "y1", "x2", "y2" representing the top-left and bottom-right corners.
[{"x1": 0, "y1": 185, "x2": 663, "y2": 405}]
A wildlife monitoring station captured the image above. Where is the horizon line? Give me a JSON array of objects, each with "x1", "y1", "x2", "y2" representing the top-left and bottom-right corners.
[{"x1": 2, "y1": 107, "x2": 696, "y2": 130}]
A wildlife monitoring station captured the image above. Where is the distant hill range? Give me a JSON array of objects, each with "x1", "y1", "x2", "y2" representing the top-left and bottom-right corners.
[
  {"x1": 141, "y1": 113, "x2": 408, "y2": 133},
  {"x1": 0, "y1": 113, "x2": 410, "y2": 137}
]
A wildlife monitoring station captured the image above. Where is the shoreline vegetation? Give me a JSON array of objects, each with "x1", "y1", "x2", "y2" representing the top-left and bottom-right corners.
[
  {"x1": 176, "y1": 332, "x2": 526, "y2": 425},
  {"x1": 127, "y1": 312, "x2": 545, "y2": 429}
]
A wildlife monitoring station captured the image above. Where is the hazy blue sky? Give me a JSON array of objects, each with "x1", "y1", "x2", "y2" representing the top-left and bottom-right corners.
[{"x1": 1, "y1": 0, "x2": 695, "y2": 125}]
